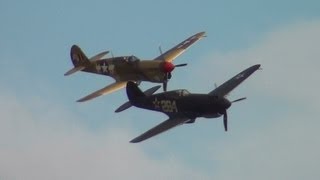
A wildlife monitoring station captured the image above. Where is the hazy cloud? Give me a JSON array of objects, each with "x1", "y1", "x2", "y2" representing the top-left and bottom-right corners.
[
  {"x1": 0, "y1": 91, "x2": 209, "y2": 180},
  {"x1": 1, "y1": 20, "x2": 320, "y2": 180},
  {"x1": 196, "y1": 20, "x2": 320, "y2": 179}
]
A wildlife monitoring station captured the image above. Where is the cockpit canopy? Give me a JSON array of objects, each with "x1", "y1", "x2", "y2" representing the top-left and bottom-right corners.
[
  {"x1": 179, "y1": 89, "x2": 190, "y2": 96},
  {"x1": 164, "y1": 89, "x2": 190, "y2": 97},
  {"x1": 127, "y1": 55, "x2": 140, "y2": 63}
]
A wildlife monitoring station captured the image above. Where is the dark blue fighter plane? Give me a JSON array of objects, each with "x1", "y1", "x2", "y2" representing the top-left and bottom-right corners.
[{"x1": 122, "y1": 64, "x2": 261, "y2": 143}]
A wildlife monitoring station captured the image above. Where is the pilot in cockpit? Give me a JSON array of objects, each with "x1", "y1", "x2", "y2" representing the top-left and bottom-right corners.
[
  {"x1": 178, "y1": 89, "x2": 190, "y2": 96},
  {"x1": 127, "y1": 55, "x2": 140, "y2": 63}
]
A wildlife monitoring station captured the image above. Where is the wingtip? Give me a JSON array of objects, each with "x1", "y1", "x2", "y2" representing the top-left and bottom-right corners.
[
  {"x1": 64, "y1": 71, "x2": 73, "y2": 76},
  {"x1": 197, "y1": 31, "x2": 206, "y2": 37},
  {"x1": 248, "y1": 64, "x2": 261, "y2": 71},
  {"x1": 130, "y1": 139, "x2": 139, "y2": 143},
  {"x1": 254, "y1": 64, "x2": 261, "y2": 70},
  {"x1": 130, "y1": 136, "x2": 144, "y2": 143},
  {"x1": 76, "y1": 94, "x2": 99, "y2": 102},
  {"x1": 114, "y1": 102, "x2": 132, "y2": 113},
  {"x1": 64, "y1": 70, "x2": 72, "y2": 76},
  {"x1": 76, "y1": 97, "x2": 88, "y2": 103},
  {"x1": 190, "y1": 31, "x2": 206, "y2": 39}
]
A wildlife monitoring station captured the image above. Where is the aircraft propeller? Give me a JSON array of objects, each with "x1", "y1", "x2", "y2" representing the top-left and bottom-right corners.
[
  {"x1": 162, "y1": 62, "x2": 187, "y2": 91},
  {"x1": 223, "y1": 110, "x2": 228, "y2": 131},
  {"x1": 222, "y1": 97, "x2": 246, "y2": 131},
  {"x1": 231, "y1": 97, "x2": 247, "y2": 103},
  {"x1": 158, "y1": 46, "x2": 187, "y2": 91}
]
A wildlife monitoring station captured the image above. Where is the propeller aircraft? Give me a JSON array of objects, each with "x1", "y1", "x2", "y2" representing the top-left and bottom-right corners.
[
  {"x1": 65, "y1": 32, "x2": 206, "y2": 102},
  {"x1": 121, "y1": 64, "x2": 261, "y2": 143}
]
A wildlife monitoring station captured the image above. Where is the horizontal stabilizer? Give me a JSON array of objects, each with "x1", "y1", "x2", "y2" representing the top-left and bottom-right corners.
[
  {"x1": 64, "y1": 66, "x2": 85, "y2": 76},
  {"x1": 114, "y1": 101, "x2": 132, "y2": 113},
  {"x1": 89, "y1": 51, "x2": 109, "y2": 62},
  {"x1": 115, "y1": 85, "x2": 161, "y2": 113},
  {"x1": 77, "y1": 81, "x2": 127, "y2": 102}
]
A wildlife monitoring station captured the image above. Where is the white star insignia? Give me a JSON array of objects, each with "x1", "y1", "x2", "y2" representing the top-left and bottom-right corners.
[
  {"x1": 101, "y1": 63, "x2": 108, "y2": 73},
  {"x1": 235, "y1": 73, "x2": 244, "y2": 79},
  {"x1": 153, "y1": 98, "x2": 160, "y2": 109},
  {"x1": 96, "y1": 64, "x2": 102, "y2": 72}
]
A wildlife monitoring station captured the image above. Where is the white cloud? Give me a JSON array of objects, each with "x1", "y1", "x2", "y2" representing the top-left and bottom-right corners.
[
  {"x1": 210, "y1": 110, "x2": 320, "y2": 180},
  {"x1": 193, "y1": 20, "x2": 320, "y2": 107},
  {"x1": 0, "y1": 91, "x2": 210, "y2": 180},
  {"x1": 1, "y1": 20, "x2": 320, "y2": 180},
  {"x1": 194, "y1": 20, "x2": 320, "y2": 179}
]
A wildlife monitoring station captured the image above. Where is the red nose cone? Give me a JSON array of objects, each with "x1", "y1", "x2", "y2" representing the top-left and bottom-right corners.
[{"x1": 162, "y1": 62, "x2": 175, "y2": 73}]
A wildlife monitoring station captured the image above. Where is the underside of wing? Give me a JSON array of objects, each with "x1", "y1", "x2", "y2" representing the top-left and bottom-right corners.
[
  {"x1": 130, "y1": 117, "x2": 189, "y2": 143},
  {"x1": 153, "y1": 32, "x2": 206, "y2": 62},
  {"x1": 77, "y1": 81, "x2": 127, "y2": 102}
]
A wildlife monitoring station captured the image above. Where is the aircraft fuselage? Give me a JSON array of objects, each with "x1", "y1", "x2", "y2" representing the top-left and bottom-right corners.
[
  {"x1": 131, "y1": 91, "x2": 231, "y2": 119},
  {"x1": 82, "y1": 56, "x2": 167, "y2": 82}
]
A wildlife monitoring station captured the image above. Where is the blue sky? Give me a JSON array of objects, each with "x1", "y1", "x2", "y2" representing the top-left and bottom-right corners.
[{"x1": 1, "y1": 0, "x2": 320, "y2": 179}]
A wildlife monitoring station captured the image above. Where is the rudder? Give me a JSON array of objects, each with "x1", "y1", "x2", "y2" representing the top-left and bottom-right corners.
[
  {"x1": 70, "y1": 45, "x2": 89, "y2": 67},
  {"x1": 126, "y1": 81, "x2": 145, "y2": 103}
]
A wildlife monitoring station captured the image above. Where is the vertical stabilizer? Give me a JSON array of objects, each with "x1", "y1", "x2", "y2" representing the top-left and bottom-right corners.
[
  {"x1": 126, "y1": 81, "x2": 145, "y2": 103},
  {"x1": 70, "y1": 45, "x2": 90, "y2": 67}
]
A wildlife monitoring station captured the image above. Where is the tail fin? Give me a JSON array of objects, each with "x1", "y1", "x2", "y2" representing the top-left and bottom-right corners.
[
  {"x1": 70, "y1": 45, "x2": 90, "y2": 67},
  {"x1": 126, "y1": 81, "x2": 145, "y2": 102},
  {"x1": 65, "y1": 45, "x2": 109, "y2": 76},
  {"x1": 115, "y1": 85, "x2": 161, "y2": 113}
]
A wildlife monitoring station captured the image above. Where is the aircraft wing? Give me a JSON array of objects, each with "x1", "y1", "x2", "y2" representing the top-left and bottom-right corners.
[
  {"x1": 153, "y1": 31, "x2": 206, "y2": 62},
  {"x1": 209, "y1": 64, "x2": 261, "y2": 97},
  {"x1": 130, "y1": 117, "x2": 189, "y2": 143},
  {"x1": 77, "y1": 81, "x2": 127, "y2": 102}
]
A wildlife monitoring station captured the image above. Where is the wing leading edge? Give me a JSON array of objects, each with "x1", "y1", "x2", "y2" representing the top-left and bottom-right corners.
[
  {"x1": 77, "y1": 81, "x2": 127, "y2": 102},
  {"x1": 153, "y1": 31, "x2": 206, "y2": 62},
  {"x1": 130, "y1": 117, "x2": 189, "y2": 143},
  {"x1": 209, "y1": 64, "x2": 261, "y2": 97}
]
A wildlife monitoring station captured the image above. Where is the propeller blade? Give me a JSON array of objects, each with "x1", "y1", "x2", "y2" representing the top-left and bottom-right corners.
[
  {"x1": 223, "y1": 111, "x2": 228, "y2": 131},
  {"x1": 175, "y1": 63, "x2": 187, "y2": 67},
  {"x1": 163, "y1": 81, "x2": 167, "y2": 91},
  {"x1": 232, "y1": 97, "x2": 247, "y2": 103},
  {"x1": 163, "y1": 73, "x2": 168, "y2": 91},
  {"x1": 159, "y1": 46, "x2": 163, "y2": 55}
]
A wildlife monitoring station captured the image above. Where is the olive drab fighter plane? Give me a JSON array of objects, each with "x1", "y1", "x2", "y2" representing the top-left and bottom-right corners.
[
  {"x1": 64, "y1": 32, "x2": 206, "y2": 102},
  {"x1": 122, "y1": 64, "x2": 261, "y2": 143}
]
